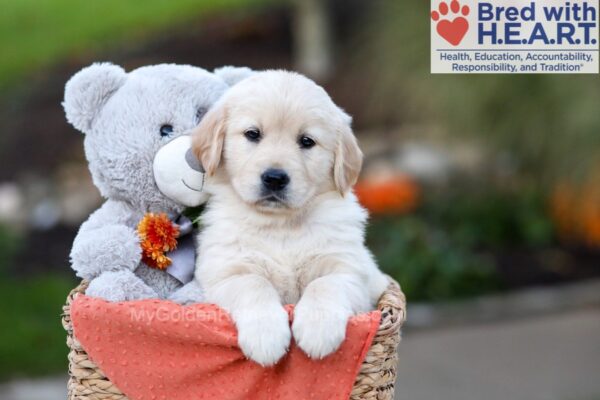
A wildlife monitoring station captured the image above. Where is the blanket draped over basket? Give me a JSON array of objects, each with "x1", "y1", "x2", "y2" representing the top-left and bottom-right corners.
[{"x1": 63, "y1": 278, "x2": 406, "y2": 400}]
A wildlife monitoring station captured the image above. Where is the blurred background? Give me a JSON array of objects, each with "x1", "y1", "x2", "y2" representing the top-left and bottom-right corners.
[{"x1": 0, "y1": 1, "x2": 598, "y2": 399}]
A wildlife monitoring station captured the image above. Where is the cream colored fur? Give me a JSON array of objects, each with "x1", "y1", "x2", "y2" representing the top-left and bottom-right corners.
[{"x1": 191, "y1": 70, "x2": 388, "y2": 366}]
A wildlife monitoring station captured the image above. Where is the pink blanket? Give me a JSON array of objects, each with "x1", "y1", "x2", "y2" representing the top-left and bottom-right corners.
[{"x1": 71, "y1": 295, "x2": 381, "y2": 400}]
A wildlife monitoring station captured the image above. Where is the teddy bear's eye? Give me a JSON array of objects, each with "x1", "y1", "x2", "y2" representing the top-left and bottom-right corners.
[
  {"x1": 196, "y1": 107, "x2": 208, "y2": 123},
  {"x1": 159, "y1": 124, "x2": 174, "y2": 137}
]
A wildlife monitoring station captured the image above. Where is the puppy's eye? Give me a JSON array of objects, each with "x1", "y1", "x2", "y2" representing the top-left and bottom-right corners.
[
  {"x1": 159, "y1": 124, "x2": 174, "y2": 137},
  {"x1": 298, "y1": 135, "x2": 316, "y2": 149},
  {"x1": 244, "y1": 128, "x2": 261, "y2": 143}
]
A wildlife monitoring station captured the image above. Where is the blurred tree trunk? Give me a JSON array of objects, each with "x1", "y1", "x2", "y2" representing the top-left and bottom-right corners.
[{"x1": 292, "y1": 0, "x2": 333, "y2": 81}]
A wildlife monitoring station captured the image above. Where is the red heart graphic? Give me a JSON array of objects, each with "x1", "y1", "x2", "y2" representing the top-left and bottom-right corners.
[{"x1": 436, "y1": 17, "x2": 469, "y2": 46}]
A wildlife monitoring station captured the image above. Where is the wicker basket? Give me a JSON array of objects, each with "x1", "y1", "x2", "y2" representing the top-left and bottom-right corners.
[{"x1": 62, "y1": 278, "x2": 406, "y2": 400}]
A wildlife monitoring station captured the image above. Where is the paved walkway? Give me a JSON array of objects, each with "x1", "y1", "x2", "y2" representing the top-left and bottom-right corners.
[
  {"x1": 396, "y1": 308, "x2": 600, "y2": 400},
  {"x1": 1, "y1": 376, "x2": 67, "y2": 400},
  {"x1": 2, "y1": 309, "x2": 599, "y2": 400}
]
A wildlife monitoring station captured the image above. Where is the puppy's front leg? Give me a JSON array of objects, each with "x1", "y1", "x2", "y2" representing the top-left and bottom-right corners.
[
  {"x1": 206, "y1": 274, "x2": 291, "y2": 366},
  {"x1": 293, "y1": 273, "x2": 369, "y2": 359}
]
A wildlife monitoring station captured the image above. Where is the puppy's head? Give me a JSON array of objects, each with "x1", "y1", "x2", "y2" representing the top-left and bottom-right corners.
[{"x1": 191, "y1": 70, "x2": 362, "y2": 213}]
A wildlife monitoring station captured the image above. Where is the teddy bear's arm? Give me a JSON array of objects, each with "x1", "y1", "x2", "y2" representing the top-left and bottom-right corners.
[
  {"x1": 70, "y1": 200, "x2": 142, "y2": 280},
  {"x1": 86, "y1": 270, "x2": 158, "y2": 301},
  {"x1": 168, "y1": 279, "x2": 205, "y2": 304}
]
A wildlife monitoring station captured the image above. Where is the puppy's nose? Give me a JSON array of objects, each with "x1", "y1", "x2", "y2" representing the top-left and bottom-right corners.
[{"x1": 261, "y1": 169, "x2": 290, "y2": 191}]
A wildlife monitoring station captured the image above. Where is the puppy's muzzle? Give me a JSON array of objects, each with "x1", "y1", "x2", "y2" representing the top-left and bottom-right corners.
[{"x1": 261, "y1": 168, "x2": 290, "y2": 192}]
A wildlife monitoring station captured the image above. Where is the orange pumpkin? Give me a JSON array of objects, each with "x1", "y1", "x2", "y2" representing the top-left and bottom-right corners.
[
  {"x1": 550, "y1": 171, "x2": 600, "y2": 248},
  {"x1": 354, "y1": 175, "x2": 420, "y2": 215}
]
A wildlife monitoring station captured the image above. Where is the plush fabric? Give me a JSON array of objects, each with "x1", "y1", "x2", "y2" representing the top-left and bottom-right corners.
[
  {"x1": 63, "y1": 63, "x2": 254, "y2": 301},
  {"x1": 71, "y1": 295, "x2": 381, "y2": 400},
  {"x1": 153, "y1": 135, "x2": 210, "y2": 208}
]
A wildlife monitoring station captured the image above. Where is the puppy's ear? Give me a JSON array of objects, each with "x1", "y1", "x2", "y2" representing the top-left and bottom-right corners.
[
  {"x1": 191, "y1": 102, "x2": 227, "y2": 176},
  {"x1": 333, "y1": 111, "x2": 363, "y2": 195}
]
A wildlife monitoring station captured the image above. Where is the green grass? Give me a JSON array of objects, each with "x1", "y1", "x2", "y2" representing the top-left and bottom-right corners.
[
  {"x1": 0, "y1": 275, "x2": 76, "y2": 381},
  {"x1": 0, "y1": 0, "x2": 271, "y2": 88}
]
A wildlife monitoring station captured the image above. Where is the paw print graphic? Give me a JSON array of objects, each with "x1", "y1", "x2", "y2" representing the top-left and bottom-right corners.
[{"x1": 431, "y1": 0, "x2": 470, "y2": 46}]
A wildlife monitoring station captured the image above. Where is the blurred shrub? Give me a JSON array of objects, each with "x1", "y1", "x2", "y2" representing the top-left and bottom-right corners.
[
  {"x1": 367, "y1": 186, "x2": 555, "y2": 302},
  {"x1": 425, "y1": 185, "x2": 555, "y2": 249},
  {"x1": 368, "y1": 215, "x2": 498, "y2": 302}
]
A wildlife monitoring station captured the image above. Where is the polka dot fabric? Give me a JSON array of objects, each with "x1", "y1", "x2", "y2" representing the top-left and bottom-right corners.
[{"x1": 71, "y1": 295, "x2": 381, "y2": 400}]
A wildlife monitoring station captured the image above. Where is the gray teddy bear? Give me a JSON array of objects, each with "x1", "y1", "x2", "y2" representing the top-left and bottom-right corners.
[{"x1": 63, "y1": 62, "x2": 252, "y2": 301}]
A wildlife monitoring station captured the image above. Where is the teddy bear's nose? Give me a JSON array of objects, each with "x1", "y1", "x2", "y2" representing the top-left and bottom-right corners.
[{"x1": 185, "y1": 148, "x2": 205, "y2": 172}]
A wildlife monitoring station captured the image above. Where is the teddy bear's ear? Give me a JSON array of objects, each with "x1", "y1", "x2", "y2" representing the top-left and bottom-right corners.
[
  {"x1": 213, "y1": 66, "x2": 255, "y2": 86},
  {"x1": 63, "y1": 62, "x2": 127, "y2": 133}
]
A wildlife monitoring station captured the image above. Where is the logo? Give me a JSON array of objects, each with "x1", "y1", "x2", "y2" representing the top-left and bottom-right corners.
[
  {"x1": 431, "y1": 0, "x2": 599, "y2": 74},
  {"x1": 431, "y1": 0, "x2": 471, "y2": 46}
]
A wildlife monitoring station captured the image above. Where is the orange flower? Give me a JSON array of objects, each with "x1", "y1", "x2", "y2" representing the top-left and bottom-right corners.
[
  {"x1": 354, "y1": 175, "x2": 420, "y2": 215},
  {"x1": 137, "y1": 213, "x2": 180, "y2": 270}
]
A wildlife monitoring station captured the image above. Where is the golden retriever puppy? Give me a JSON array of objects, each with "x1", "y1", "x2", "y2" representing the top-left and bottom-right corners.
[{"x1": 190, "y1": 70, "x2": 388, "y2": 366}]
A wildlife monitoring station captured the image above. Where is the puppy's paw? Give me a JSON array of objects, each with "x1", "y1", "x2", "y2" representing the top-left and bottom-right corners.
[
  {"x1": 236, "y1": 307, "x2": 291, "y2": 366},
  {"x1": 292, "y1": 302, "x2": 349, "y2": 360}
]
